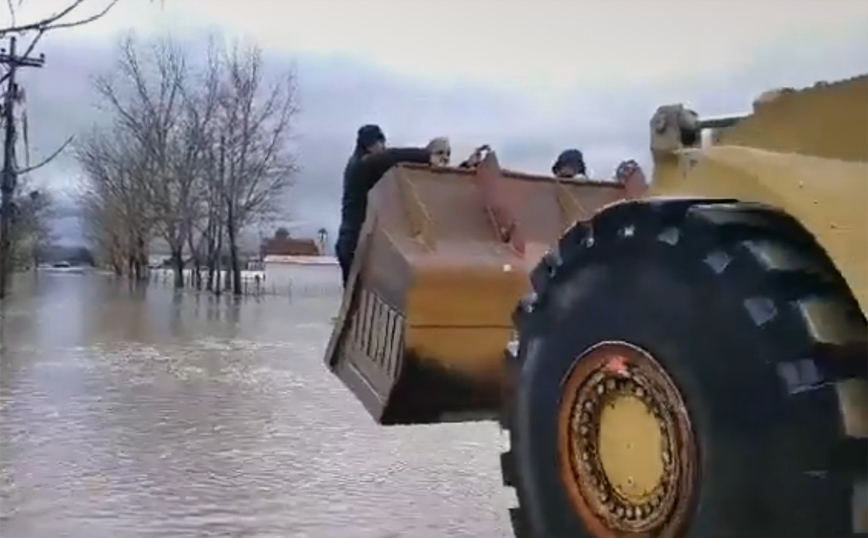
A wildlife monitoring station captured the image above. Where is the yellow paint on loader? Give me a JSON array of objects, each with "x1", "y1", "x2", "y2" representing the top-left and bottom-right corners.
[{"x1": 650, "y1": 75, "x2": 868, "y2": 314}]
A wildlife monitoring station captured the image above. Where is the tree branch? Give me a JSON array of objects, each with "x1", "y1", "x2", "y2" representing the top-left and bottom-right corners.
[{"x1": 0, "y1": 0, "x2": 119, "y2": 36}]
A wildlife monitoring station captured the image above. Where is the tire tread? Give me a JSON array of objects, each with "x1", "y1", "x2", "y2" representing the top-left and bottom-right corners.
[{"x1": 501, "y1": 200, "x2": 867, "y2": 538}]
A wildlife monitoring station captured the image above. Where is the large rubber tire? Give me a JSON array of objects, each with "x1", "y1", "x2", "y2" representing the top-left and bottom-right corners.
[{"x1": 501, "y1": 201, "x2": 867, "y2": 538}]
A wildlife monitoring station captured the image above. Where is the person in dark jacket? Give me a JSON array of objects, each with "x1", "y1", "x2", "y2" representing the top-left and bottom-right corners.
[
  {"x1": 552, "y1": 148, "x2": 587, "y2": 178},
  {"x1": 335, "y1": 124, "x2": 432, "y2": 286}
]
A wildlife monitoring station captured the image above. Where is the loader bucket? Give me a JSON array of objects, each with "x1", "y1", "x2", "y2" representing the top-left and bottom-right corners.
[{"x1": 324, "y1": 153, "x2": 627, "y2": 425}]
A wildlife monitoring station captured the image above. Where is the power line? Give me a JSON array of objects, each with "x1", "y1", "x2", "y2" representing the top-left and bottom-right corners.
[{"x1": 0, "y1": 36, "x2": 45, "y2": 299}]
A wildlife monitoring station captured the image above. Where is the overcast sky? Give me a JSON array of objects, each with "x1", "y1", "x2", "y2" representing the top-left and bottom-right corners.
[{"x1": 7, "y1": 0, "x2": 868, "y2": 245}]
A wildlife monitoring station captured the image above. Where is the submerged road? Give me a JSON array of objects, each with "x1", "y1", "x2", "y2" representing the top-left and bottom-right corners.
[{"x1": 0, "y1": 272, "x2": 512, "y2": 538}]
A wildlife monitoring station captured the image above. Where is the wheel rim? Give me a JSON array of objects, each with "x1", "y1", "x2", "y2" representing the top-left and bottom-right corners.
[{"x1": 557, "y1": 341, "x2": 697, "y2": 537}]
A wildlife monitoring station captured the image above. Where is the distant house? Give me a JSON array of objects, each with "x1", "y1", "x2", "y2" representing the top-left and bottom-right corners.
[{"x1": 261, "y1": 228, "x2": 320, "y2": 257}]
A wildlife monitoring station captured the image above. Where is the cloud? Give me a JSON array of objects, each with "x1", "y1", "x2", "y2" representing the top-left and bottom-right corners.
[
  {"x1": 9, "y1": 0, "x2": 867, "y2": 246},
  {"x1": 104, "y1": 0, "x2": 868, "y2": 91},
  {"x1": 286, "y1": 36, "x2": 868, "y2": 239}
]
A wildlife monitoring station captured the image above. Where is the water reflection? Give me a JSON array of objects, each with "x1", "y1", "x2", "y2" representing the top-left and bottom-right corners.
[{"x1": 0, "y1": 273, "x2": 509, "y2": 538}]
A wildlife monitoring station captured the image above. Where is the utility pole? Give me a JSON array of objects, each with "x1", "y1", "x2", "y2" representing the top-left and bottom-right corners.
[{"x1": 0, "y1": 36, "x2": 45, "y2": 299}]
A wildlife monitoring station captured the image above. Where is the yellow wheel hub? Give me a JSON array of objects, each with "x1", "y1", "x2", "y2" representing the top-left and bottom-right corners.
[
  {"x1": 598, "y1": 394, "x2": 665, "y2": 503},
  {"x1": 557, "y1": 342, "x2": 696, "y2": 536}
]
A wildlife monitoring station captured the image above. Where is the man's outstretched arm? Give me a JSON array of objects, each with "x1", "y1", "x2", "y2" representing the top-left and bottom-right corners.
[{"x1": 360, "y1": 147, "x2": 431, "y2": 179}]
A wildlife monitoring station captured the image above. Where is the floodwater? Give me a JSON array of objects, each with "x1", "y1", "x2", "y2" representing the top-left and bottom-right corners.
[{"x1": 0, "y1": 272, "x2": 512, "y2": 538}]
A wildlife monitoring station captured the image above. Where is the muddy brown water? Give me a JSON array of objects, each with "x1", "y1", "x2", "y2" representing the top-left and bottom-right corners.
[{"x1": 0, "y1": 272, "x2": 513, "y2": 538}]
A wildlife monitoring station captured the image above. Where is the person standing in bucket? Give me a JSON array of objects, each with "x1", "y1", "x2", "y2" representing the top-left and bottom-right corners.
[
  {"x1": 335, "y1": 124, "x2": 441, "y2": 287},
  {"x1": 552, "y1": 148, "x2": 587, "y2": 179},
  {"x1": 614, "y1": 158, "x2": 650, "y2": 198}
]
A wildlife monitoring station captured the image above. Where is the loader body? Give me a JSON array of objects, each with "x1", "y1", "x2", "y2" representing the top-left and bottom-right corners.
[
  {"x1": 325, "y1": 73, "x2": 868, "y2": 431},
  {"x1": 322, "y1": 73, "x2": 868, "y2": 538}
]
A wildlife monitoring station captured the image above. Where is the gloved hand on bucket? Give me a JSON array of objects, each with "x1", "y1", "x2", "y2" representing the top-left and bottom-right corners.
[{"x1": 459, "y1": 144, "x2": 492, "y2": 169}]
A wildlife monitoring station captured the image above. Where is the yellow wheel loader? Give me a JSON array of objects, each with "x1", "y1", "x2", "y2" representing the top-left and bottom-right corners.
[{"x1": 324, "y1": 74, "x2": 868, "y2": 537}]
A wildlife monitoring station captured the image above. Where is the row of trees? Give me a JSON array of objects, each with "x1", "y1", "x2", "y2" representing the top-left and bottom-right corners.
[{"x1": 76, "y1": 34, "x2": 298, "y2": 295}]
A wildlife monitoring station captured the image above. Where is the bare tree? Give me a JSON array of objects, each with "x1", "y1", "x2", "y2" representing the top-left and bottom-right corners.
[
  {"x1": 76, "y1": 125, "x2": 152, "y2": 279},
  {"x1": 79, "y1": 34, "x2": 298, "y2": 296},
  {"x1": 179, "y1": 38, "x2": 221, "y2": 291},
  {"x1": 200, "y1": 136, "x2": 226, "y2": 293},
  {"x1": 80, "y1": 192, "x2": 124, "y2": 274},
  {"x1": 215, "y1": 42, "x2": 298, "y2": 295},
  {"x1": 90, "y1": 34, "x2": 212, "y2": 288}
]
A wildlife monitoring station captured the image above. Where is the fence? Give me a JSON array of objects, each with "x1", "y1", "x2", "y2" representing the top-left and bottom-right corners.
[{"x1": 149, "y1": 267, "x2": 343, "y2": 299}]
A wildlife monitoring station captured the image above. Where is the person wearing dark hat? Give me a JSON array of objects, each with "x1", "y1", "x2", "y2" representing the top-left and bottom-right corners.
[
  {"x1": 335, "y1": 124, "x2": 433, "y2": 287},
  {"x1": 552, "y1": 148, "x2": 587, "y2": 178}
]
